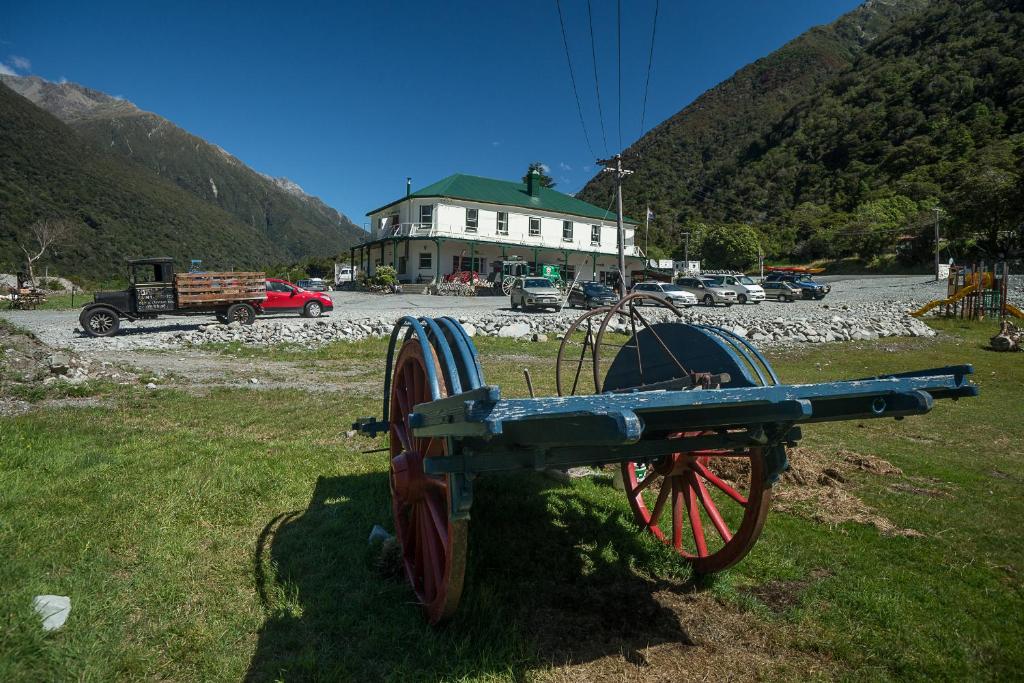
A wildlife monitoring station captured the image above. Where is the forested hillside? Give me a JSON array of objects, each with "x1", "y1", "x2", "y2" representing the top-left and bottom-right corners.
[
  {"x1": 1, "y1": 75, "x2": 365, "y2": 263},
  {"x1": 0, "y1": 82, "x2": 291, "y2": 280},
  {"x1": 580, "y1": 0, "x2": 1022, "y2": 265}
]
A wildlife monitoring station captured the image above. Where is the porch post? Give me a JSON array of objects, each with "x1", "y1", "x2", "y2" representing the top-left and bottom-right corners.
[
  {"x1": 435, "y1": 239, "x2": 442, "y2": 281},
  {"x1": 392, "y1": 238, "x2": 398, "y2": 271},
  {"x1": 532, "y1": 247, "x2": 539, "y2": 275},
  {"x1": 469, "y1": 241, "x2": 476, "y2": 275}
]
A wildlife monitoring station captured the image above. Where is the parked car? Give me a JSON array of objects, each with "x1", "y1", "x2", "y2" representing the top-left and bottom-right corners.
[
  {"x1": 703, "y1": 274, "x2": 765, "y2": 304},
  {"x1": 511, "y1": 277, "x2": 562, "y2": 311},
  {"x1": 568, "y1": 281, "x2": 619, "y2": 309},
  {"x1": 631, "y1": 281, "x2": 698, "y2": 307},
  {"x1": 296, "y1": 277, "x2": 330, "y2": 292},
  {"x1": 264, "y1": 278, "x2": 334, "y2": 317},
  {"x1": 674, "y1": 276, "x2": 737, "y2": 306},
  {"x1": 763, "y1": 272, "x2": 831, "y2": 300},
  {"x1": 761, "y1": 280, "x2": 802, "y2": 302}
]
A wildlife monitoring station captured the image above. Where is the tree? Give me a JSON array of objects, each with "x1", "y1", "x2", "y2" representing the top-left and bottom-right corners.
[
  {"x1": 18, "y1": 218, "x2": 75, "y2": 285},
  {"x1": 523, "y1": 162, "x2": 556, "y2": 189},
  {"x1": 694, "y1": 223, "x2": 761, "y2": 271}
]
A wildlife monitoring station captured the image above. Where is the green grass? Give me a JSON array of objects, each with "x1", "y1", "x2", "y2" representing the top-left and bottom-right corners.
[
  {"x1": 1, "y1": 321, "x2": 1021, "y2": 680},
  {"x1": 34, "y1": 291, "x2": 91, "y2": 311}
]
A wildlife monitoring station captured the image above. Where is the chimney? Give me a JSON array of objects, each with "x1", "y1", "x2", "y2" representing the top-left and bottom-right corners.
[
  {"x1": 406, "y1": 177, "x2": 412, "y2": 197},
  {"x1": 528, "y1": 169, "x2": 540, "y2": 197}
]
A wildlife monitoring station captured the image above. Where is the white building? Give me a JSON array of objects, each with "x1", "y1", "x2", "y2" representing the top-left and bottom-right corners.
[{"x1": 351, "y1": 171, "x2": 645, "y2": 286}]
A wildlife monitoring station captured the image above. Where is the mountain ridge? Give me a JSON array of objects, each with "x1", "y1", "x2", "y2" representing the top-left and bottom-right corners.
[{"x1": 0, "y1": 74, "x2": 365, "y2": 260}]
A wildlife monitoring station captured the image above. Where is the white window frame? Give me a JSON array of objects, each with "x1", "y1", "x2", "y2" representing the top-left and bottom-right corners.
[
  {"x1": 562, "y1": 220, "x2": 573, "y2": 242},
  {"x1": 418, "y1": 252, "x2": 432, "y2": 270},
  {"x1": 465, "y1": 208, "x2": 478, "y2": 233},
  {"x1": 529, "y1": 217, "x2": 541, "y2": 237},
  {"x1": 591, "y1": 224, "x2": 601, "y2": 245},
  {"x1": 419, "y1": 204, "x2": 434, "y2": 228},
  {"x1": 497, "y1": 211, "x2": 508, "y2": 235}
]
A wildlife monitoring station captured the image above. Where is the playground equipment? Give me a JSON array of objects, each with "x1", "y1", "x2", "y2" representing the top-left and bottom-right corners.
[
  {"x1": 354, "y1": 296, "x2": 977, "y2": 623},
  {"x1": 913, "y1": 261, "x2": 1021, "y2": 320}
]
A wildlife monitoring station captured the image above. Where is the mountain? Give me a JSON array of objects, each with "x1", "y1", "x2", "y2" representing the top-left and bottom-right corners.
[
  {"x1": 578, "y1": 0, "x2": 1024, "y2": 263},
  {"x1": 0, "y1": 81, "x2": 292, "y2": 279},
  {"x1": 0, "y1": 74, "x2": 365, "y2": 270},
  {"x1": 578, "y1": 0, "x2": 927, "y2": 220}
]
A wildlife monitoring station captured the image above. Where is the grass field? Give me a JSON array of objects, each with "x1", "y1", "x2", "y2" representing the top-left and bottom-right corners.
[{"x1": 1, "y1": 320, "x2": 1021, "y2": 680}]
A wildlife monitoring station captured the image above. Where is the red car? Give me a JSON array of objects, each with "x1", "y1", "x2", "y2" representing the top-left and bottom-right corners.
[{"x1": 261, "y1": 278, "x2": 334, "y2": 318}]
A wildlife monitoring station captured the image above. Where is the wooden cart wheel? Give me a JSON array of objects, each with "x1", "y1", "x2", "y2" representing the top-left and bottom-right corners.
[
  {"x1": 501, "y1": 275, "x2": 516, "y2": 296},
  {"x1": 622, "y1": 433, "x2": 771, "y2": 574},
  {"x1": 388, "y1": 339, "x2": 468, "y2": 624},
  {"x1": 555, "y1": 307, "x2": 609, "y2": 396}
]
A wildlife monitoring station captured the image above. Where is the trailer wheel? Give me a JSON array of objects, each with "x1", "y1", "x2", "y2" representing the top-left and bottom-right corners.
[
  {"x1": 302, "y1": 301, "x2": 322, "y2": 318},
  {"x1": 80, "y1": 307, "x2": 120, "y2": 337},
  {"x1": 622, "y1": 439, "x2": 772, "y2": 574},
  {"x1": 388, "y1": 339, "x2": 468, "y2": 624},
  {"x1": 226, "y1": 303, "x2": 256, "y2": 325}
]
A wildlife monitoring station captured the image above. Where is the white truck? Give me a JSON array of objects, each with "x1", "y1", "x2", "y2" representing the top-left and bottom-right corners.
[{"x1": 333, "y1": 263, "x2": 356, "y2": 289}]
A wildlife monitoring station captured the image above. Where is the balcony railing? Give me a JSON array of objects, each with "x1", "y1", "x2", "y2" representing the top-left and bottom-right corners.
[{"x1": 369, "y1": 222, "x2": 645, "y2": 258}]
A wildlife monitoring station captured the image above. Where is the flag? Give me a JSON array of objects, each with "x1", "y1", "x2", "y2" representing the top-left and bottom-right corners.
[{"x1": 646, "y1": 207, "x2": 655, "y2": 220}]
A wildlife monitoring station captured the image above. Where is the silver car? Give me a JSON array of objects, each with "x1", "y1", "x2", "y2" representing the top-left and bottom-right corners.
[
  {"x1": 631, "y1": 281, "x2": 697, "y2": 307},
  {"x1": 704, "y1": 274, "x2": 765, "y2": 304},
  {"x1": 511, "y1": 277, "x2": 562, "y2": 311},
  {"x1": 675, "y1": 276, "x2": 737, "y2": 306}
]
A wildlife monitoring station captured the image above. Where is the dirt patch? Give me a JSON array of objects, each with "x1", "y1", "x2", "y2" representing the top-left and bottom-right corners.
[
  {"x1": 888, "y1": 483, "x2": 951, "y2": 498},
  {"x1": 529, "y1": 580, "x2": 835, "y2": 682},
  {"x1": 745, "y1": 569, "x2": 832, "y2": 613},
  {"x1": 0, "y1": 321, "x2": 135, "y2": 410},
  {"x1": 772, "y1": 447, "x2": 924, "y2": 538}
]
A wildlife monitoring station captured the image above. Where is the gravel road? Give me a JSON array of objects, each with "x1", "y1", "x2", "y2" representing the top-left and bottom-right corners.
[{"x1": 0, "y1": 275, "x2": 1016, "y2": 355}]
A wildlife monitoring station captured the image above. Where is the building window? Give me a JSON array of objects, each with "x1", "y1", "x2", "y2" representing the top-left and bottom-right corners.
[
  {"x1": 591, "y1": 224, "x2": 601, "y2": 245},
  {"x1": 466, "y1": 208, "x2": 478, "y2": 233},
  {"x1": 562, "y1": 220, "x2": 573, "y2": 242},
  {"x1": 497, "y1": 212, "x2": 508, "y2": 235},
  {"x1": 419, "y1": 204, "x2": 433, "y2": 228},
  {"x1": 419, "y1": 252, "x2": 432, "y2": 270},
  {"x1": 529, "y1": 217, "x2": 541, "y2": 237}
]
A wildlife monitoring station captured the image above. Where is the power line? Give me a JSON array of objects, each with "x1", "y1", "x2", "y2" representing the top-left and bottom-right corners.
[
  {"x1": 555, "y1": 0, "x2": 597, "y2": 158},
  {"x1": 617, "y1": 0, "x2": 623, "y2": 151},
  {"x1": 639, "y1": 0, "x2": 660, "y2": 136},
  {"x1": 586, "y1": 0, "x2": 608, "y2": 156}
]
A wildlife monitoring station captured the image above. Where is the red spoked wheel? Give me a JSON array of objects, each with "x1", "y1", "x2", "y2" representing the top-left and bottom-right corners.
[
  {"x1": 622, "y1": 432, "x2": 772, "y2": 574},
  {"x1": 389, "y1": 340, "x2": 468, "y2": 624}
]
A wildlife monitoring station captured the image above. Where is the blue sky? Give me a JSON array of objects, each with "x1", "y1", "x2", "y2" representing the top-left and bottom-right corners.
[{"x1": 2, "y1": 0, "x2": 861, "y2": 227}]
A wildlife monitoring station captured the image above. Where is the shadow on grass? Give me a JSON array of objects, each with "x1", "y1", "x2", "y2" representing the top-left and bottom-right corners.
[{"x1": 246, "y1": 471, "x2": 700, "y2": 681}]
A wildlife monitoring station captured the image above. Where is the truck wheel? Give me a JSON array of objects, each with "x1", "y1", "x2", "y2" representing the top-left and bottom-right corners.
[
  {"x1": 226, "y1": 303, "x2": 256, "y2": 325},
  {"x1": 738, "y1": 294, "x2": 747, "y2": 305},
  {"x1": 303, "y1": 301, "x2": 323, "y2": 318},
  {"x1": 80, "y1": 307, "x2": 120, "y2": 337},
  {"x1": 703, "y1": 294, "x2": 715, "y2": 306}
]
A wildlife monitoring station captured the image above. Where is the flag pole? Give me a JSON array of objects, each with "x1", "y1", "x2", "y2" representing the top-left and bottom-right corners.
[{"x1": 645, "y1": 207, "x2": 650, "y2": 268}]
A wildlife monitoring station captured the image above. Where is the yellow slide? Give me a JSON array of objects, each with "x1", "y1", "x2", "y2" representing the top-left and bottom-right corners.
[
  {"x1": 1005, "y1": 303, "x2": 1024, "y2": 319},
  {"x1": 911, "y1": 283, "x2": 978, "y2": 317}
]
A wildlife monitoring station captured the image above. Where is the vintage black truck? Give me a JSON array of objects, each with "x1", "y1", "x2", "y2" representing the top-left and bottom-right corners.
[{"x1": 79, "y1": 257, "x2": 267, "y2": 337}]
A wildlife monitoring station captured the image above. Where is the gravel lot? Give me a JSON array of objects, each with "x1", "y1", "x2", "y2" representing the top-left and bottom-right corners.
[{"x1": 0, "y1": 275, "x2": 1017, "y2": 355}]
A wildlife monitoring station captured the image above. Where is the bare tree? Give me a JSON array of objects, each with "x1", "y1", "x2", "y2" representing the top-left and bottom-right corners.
[{"x1": 18, "y1": 218, "x2": 74, "y2": 286}]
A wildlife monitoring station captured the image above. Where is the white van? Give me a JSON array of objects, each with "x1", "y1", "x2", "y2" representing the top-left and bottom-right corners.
[{"x1": 704, "y1": 274, "x2": 765, "y2": 305}]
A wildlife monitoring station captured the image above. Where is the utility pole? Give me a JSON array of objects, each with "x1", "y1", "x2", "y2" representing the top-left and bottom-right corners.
[
  {"x1": 682, "y1": 231, "x2": 690, "y2": 271},
  {"x1": 597, "y1": 154, "x2": 633, "y2": 297},
  {"x1": 933, "y1": 207, "x2": 941, "y2": 282}
]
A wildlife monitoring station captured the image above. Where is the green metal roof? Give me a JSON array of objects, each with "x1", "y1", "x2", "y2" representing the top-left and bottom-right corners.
[{"x1": 367, "y1": 173, "x2": 636, "y2": 224}]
